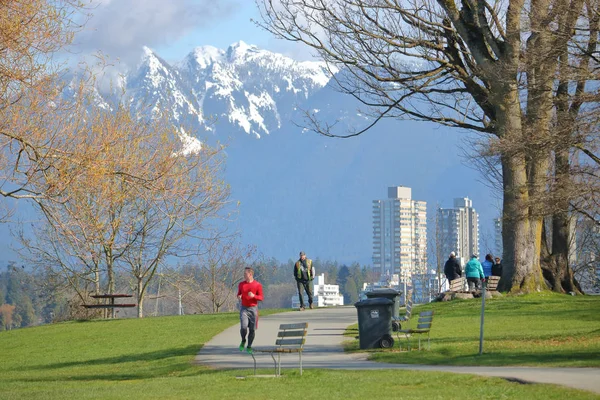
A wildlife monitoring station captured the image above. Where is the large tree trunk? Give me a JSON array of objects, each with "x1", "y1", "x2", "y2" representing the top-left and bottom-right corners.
[
  {"x1": 542, "y1": 212, "x2": 579, "y2": 293},
  {"x1": 541, "y1": 147, "x2": 580, "y2": 293},
  {"x1": 496, "y1": 85, "x2": 545, "y2": 292},
  {"x1": 500, "y1": 153, "x2": 544, "y2": 292}
]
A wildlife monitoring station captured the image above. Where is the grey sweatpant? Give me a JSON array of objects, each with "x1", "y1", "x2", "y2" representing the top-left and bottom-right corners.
[{"x1": 240, "y1": 305, "x2": 258, "y2": 347}]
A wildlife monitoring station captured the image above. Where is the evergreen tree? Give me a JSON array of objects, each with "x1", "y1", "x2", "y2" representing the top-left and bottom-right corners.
[
  {"x1": 344, "y1": 278, "x2": 359, "y2": 304},
  {"x1": 326, "y1": 263, "x2": 339, "y2": 284},
  {"x1": 337, "y1": 265, "x2": 350, "y2": 287}
]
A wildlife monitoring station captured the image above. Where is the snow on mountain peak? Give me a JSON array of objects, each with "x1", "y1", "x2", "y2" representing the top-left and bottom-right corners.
[
  {"x1": 226, "y1": 41, "x2": 259, "y2": 61},
  {"x1": 137, "y1": 46, "x2": 172, "y2": 87},
  {"x1": 189, "y1": 45, "x2": 225, "y2": 69},
  {"x1": 110, "y1": 42, "x2": 337, "y2": 139}
]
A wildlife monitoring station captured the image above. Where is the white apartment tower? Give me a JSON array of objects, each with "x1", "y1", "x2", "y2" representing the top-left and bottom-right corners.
[
  {"x1": 372, "y1": 186, "x2": 427, "y2": 279},
  {"x1": 494, "y1": 217, "x2": 503, "y2": 258},
  {"x1": 438, "y1": 198, "x2": 479, "y2": 263}
]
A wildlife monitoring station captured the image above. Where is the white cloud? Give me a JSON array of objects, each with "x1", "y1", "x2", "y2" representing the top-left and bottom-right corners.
[{"x1": 74, "y1": 0, "x2": 237, "y2": 66}]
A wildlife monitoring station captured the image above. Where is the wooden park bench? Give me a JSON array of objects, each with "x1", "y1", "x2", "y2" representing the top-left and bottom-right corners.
[
  {"x1": 251, "y1": 322, "x2": 308, "y2": 376},
  {"x1": 396, "y1": 310, "x2": 434, "y2": 351},
  {"x1": 449, "y1": 277, "x2": 466, "y2": 292},
  {"x1": 82, "y1": 294, "x2": 136, "y2": 318},
  {"x1": 486, "y1": 276, "x2": 501, "y2": 291}
]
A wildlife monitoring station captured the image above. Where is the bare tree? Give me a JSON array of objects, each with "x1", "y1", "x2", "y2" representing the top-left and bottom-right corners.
[
  {"x1": 0, "y1": 1, "x2": 87, "y2": 206},
  {"x1": 257, "y1": 0, "x2": 600, "y2": 293},
  {"x1": 18, "y1": 92, "x2": 231, "y2": 318},
  {"x1": 194, "y1": 239, "x2": 255, "y2": 313},
  {"x1": 120, "y1": 142, "x2": 230, "y2": 317}
]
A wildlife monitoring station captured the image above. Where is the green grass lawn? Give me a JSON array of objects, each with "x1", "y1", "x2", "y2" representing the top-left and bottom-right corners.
[
  {"x1": 349, "y1": 292, "x2": 600, "y2": 367},
  {"x1": 1, "y1": 295, "x2": 599, "y2": 399}
]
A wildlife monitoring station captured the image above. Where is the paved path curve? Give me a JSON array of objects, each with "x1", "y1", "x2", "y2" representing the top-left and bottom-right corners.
[{"x1": 194, "y1": 306, "x2": 600, "y2": 394}]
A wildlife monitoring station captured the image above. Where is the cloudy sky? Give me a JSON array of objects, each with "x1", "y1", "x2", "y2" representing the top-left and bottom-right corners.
[{"x1": 72, "y1": 0, "x2": 307, "y2": 67}]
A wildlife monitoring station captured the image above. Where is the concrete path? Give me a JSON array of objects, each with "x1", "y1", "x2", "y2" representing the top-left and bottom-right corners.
[{"x1": 194, "y1": 306, "x2": 600, "y2": 394}]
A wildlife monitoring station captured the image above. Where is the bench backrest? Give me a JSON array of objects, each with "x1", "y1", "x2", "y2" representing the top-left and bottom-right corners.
[
  {"x1": 449, "y1": 277, "x2": 466, "y2": 291},
  {"x1": 415, "y1": 310, "x2": 434, "y2": 331},
  {"x1": 405, "y1": 299, "x2": 413, "y2": 317},
  {"x1": 276, "y1": 322, "x2": 308, "y2": 349},
  {"x1": 486, "y1": 276, "x2": 500, "y2": 291}
]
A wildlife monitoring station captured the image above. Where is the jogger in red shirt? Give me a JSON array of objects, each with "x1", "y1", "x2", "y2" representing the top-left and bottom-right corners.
[{"x1": 237, "y1": 267, "x2": 264, "y2": 353}]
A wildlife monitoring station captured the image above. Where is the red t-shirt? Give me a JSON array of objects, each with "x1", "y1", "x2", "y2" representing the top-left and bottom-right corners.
[{"x1": 237, "y1": 280, "x2": 264, "y2": 307}]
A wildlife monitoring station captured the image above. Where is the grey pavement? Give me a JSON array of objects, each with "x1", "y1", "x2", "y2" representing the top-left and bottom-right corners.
[{"x1": 194, "y1": 306, "x2": 600, "y2": 394}]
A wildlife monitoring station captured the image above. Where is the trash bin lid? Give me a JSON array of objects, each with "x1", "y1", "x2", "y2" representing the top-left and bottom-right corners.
[
  {"x1": 354, "y1": 297, "x2": 394, "y2": 307},
  {"x1": 365, "y1": 288, "x2": 401, "y2": 298}
]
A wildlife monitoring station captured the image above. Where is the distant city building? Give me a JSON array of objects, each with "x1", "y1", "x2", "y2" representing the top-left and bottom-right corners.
[
  {"x1": 411, "y1": 269, "x2": 443, "y2": 304},
  {"x1": 437, "y1": 197, "x2": 479, "y2": 264},
  {"x1": 494, "y1": 217, "x2": 503, "y2": 259},
  {"x1": 360, "y1": 271, "x2": 442, "y2": 305},
  {"x1": 291, "y1": 273, "x2": 344, "y2": 308},
  {"x1": 372, "y1": 186, "x2": 427, "y2": 286},
  {"x1": 360, "y1": 274, "x2": 409, "y2": 305}
]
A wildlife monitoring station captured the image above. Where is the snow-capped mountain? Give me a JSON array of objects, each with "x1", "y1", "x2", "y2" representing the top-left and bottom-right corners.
[
  {"x1": 88, "y1": 42, "x2": 495, "y2": 265},
  {"x1": 125, "y1": 46, "x2": 202, "y2": 128},
  {"x1": 117, "y1": 41, "x2": 334, "y2": 139}
]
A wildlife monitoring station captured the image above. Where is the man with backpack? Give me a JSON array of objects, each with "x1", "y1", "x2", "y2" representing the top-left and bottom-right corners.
[{"x1": 293, "y1": 251, "x2": 315, "y2": 310}]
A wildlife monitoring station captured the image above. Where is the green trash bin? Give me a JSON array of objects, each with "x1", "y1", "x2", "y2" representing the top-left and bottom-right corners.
[
  {"x1": 354, "y1": 297, "x2": 394, "y2": 349},
  {"x1": 365, "y1": 288, "x2": 402, "y2": 331}
]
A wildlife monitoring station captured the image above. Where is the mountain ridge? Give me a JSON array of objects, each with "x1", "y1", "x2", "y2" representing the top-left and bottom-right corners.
[{"x1": 88, "y1": 43, "x2": 499, "y2": 264}]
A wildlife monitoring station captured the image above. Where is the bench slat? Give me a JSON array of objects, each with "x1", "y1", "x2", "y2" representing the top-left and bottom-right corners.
[
  {"x1": 416, "y1": 323, "x2": 432, "y2": 329},
  {"x1": 487, "y1": 276, "x2": 500, "y2": 290},
  {"x1": 277, "y1": 330, "x2": 307, "y2": 338},
  {"x1": 279, "y1": 323, "x2": 308, "y2": 330},
  {"x1": 275, "y1": 338, "x2": 305, "y2": 346},
  {"x1": 254, "y1": 348, "x2": 302, "y2": 354},
  {"x1": 450, "y1": 277, "x2": 466, "y2": 291}
]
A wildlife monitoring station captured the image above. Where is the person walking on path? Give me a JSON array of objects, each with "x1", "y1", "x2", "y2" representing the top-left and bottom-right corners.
[
  {"x1": 443, "y1": 251, "x2": 462, "y2": 283},
  {"x1": 492, "y1": 257, "x2": 503, "y2": 277},
  {"x1": 482, "y1": 253, "x2": 494, "y2": 278},
  {"x1": 465, "y1": 254, "x2": 485, "y2": 291},
  {"x1": 237, "y1": 267, "x2": 263, "y2": 354},
  {"x1": 294, "y1": 251, "x2": 315, "y2": 310}
]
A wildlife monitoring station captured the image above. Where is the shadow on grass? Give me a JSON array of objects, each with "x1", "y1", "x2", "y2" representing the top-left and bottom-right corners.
[
  {"x1": 11, "y1": 364, "x2": 226, "y2": 383},
  {"x1": 19, "y1": 345, "x2": 202, "y2": 371},
  {"x1": 439, "y1": 349, "x2": 600, "y2": 366},
  {"x1": 372, "y1": 348, "x2": 600, "y2": 367}
]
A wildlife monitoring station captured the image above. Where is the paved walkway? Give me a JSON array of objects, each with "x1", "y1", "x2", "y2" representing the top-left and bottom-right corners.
[{"x1": 194, "y1": 306, "x2": 600, "y2": 394}]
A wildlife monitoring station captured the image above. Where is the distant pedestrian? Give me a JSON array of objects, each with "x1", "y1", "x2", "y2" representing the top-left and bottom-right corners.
[
  {"x1": 492, "y1": 257, "x2": 503, "y2": 277},
  {"x1": 443, "y1": 252, "x2": 462, "y2": 283},
  {"x1": 482, "y1": 254, "x2": 494, "y2": 278},
  {"x1": 465, "y1": 254, "x2": 485, "y2": 291},
  {"x1": 294, "y1": 251, "x2": 315, "y2": 310},
  {"x1": 237, "y1": 267, "x2": 264, "y2": 354}
]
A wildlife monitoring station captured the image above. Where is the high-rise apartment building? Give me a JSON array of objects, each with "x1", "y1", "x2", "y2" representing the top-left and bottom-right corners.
[
  {"x1": 372, "y1": 186, "x2": 427, "y2": 280},
  {"x1": 494, "y1": 217, "x2": 503, "y2": 258},
  {"x1": 437, "y1": 198, "x2": 479, "y2": 264}
]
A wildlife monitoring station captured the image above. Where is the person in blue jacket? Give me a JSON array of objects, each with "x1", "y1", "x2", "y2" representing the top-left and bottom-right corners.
[
  {"x1": 465, "y1": 254, "x2": 485, "y2": 291},
  {"x1": 482, "y1": 254, "x2": 494, "y2": 278}
]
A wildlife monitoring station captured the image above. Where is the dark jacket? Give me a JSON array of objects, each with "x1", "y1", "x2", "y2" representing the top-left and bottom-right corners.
[
  {"x1": 492, "y1": 262, "x2": 503, "y2": 277},
  {"x1": 444, "y1": 257, "x2": 462, "y2": 281},
  {"x1": 293, "y1": 259, "x2": 314, "y2": 282}
]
